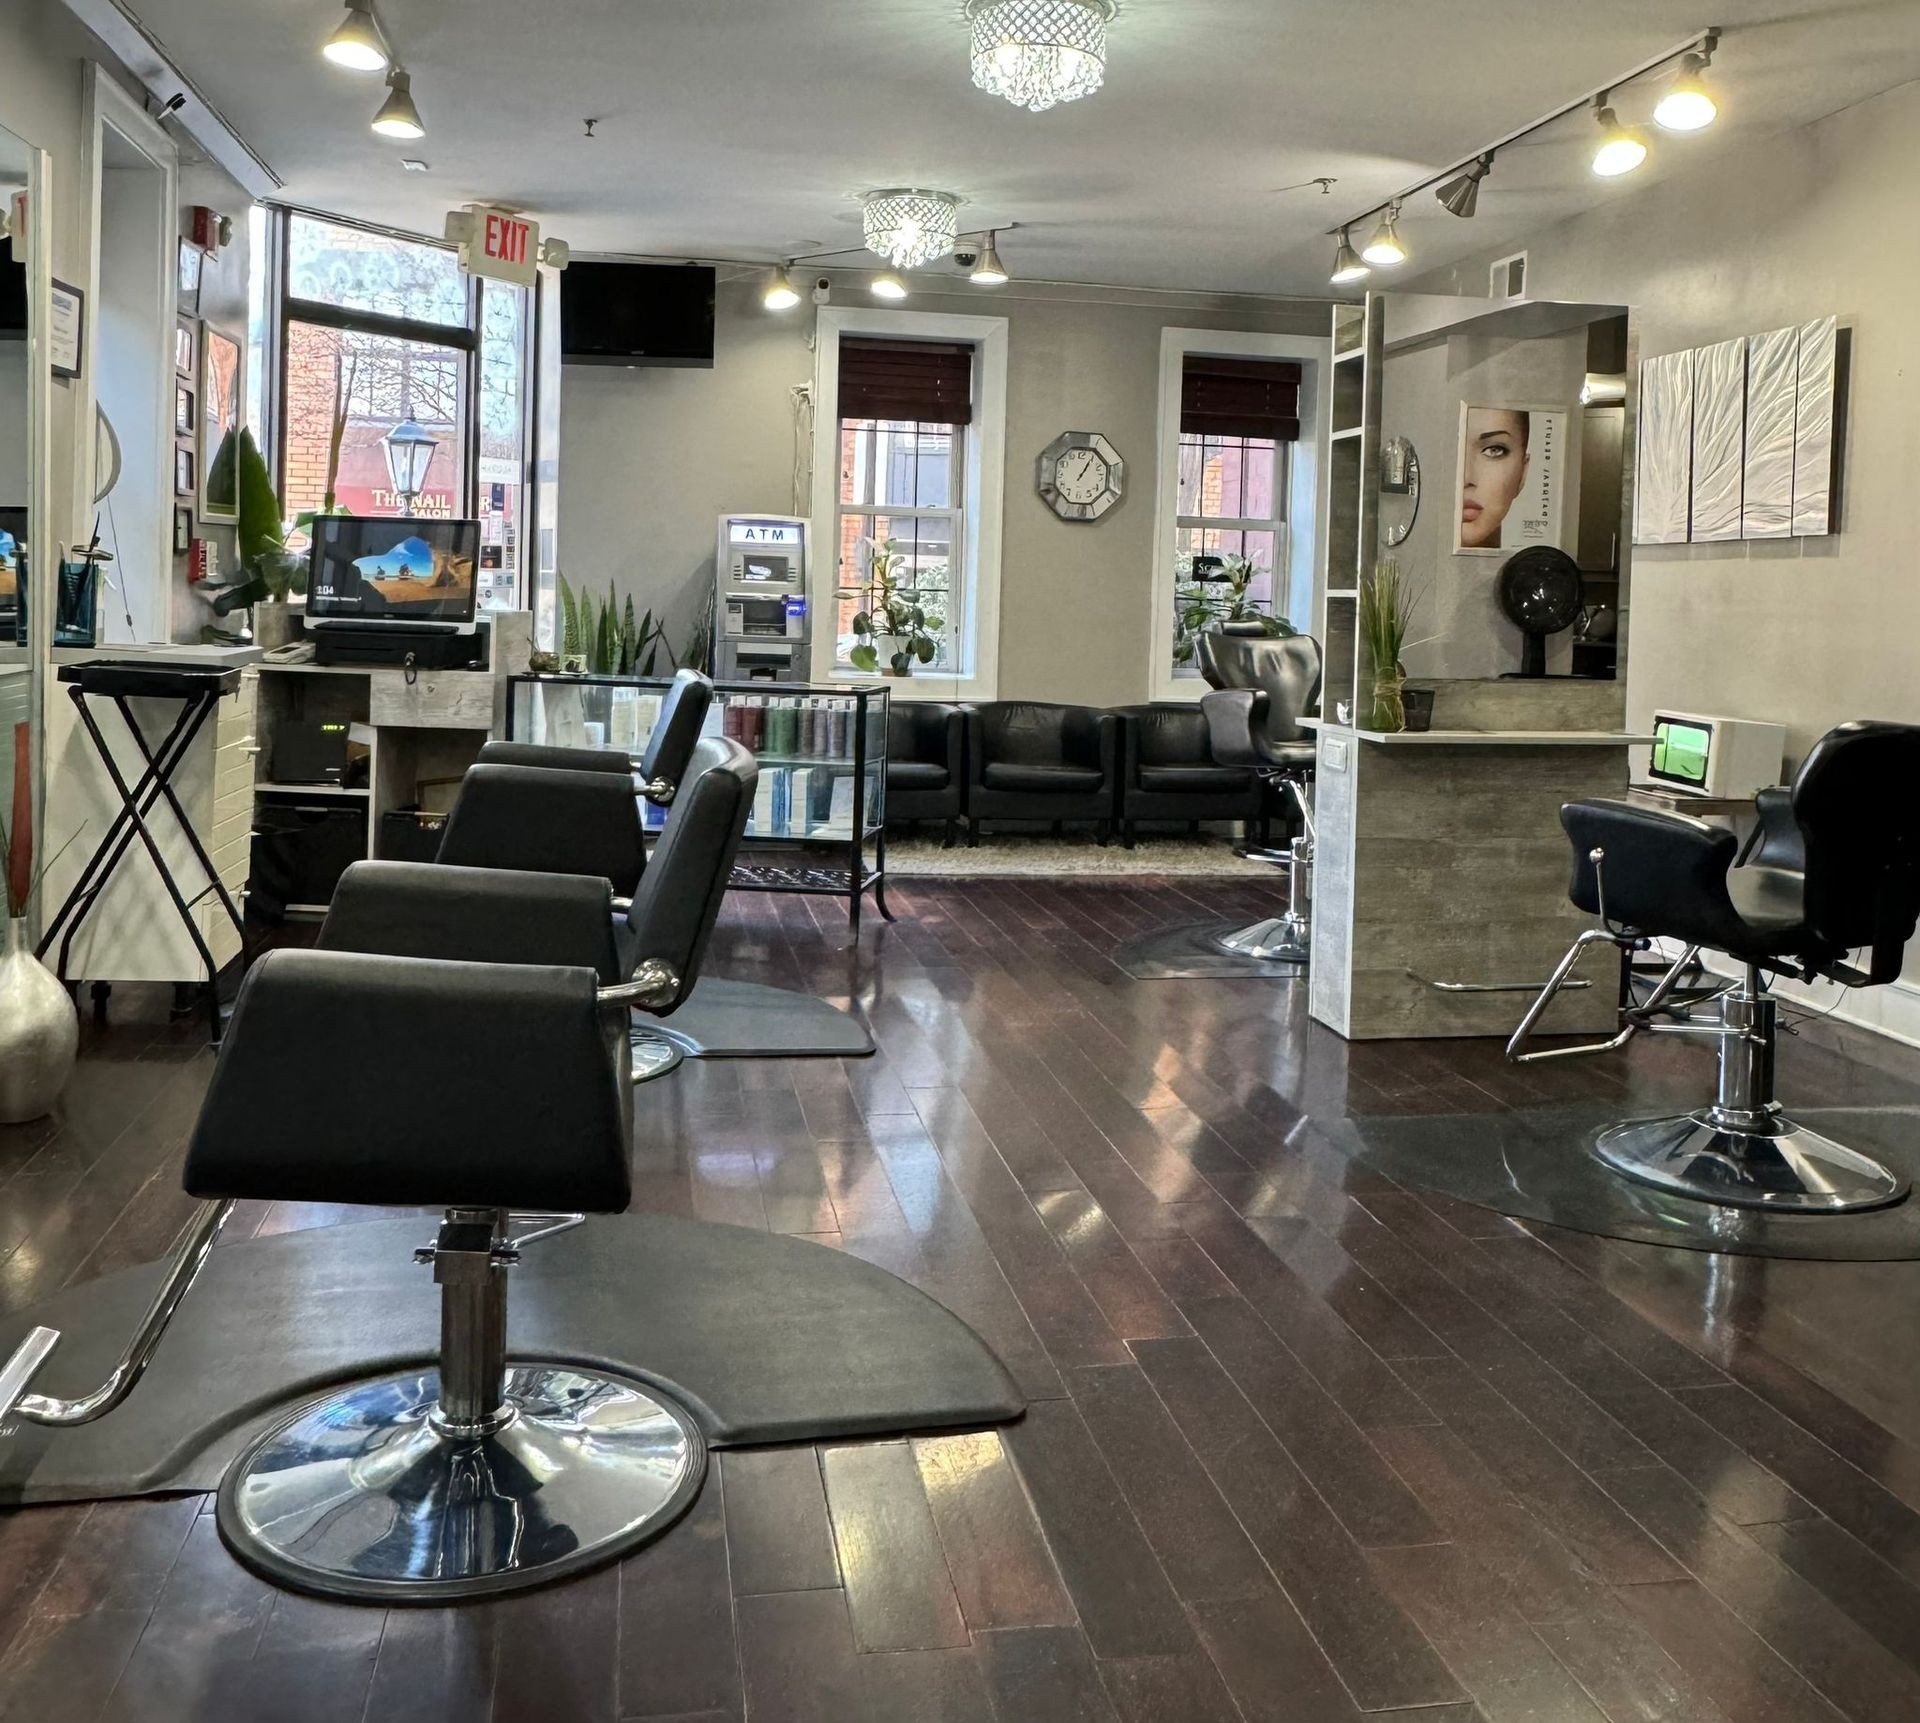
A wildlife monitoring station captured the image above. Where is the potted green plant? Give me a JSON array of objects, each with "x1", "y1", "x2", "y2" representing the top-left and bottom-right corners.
[
  {"x1": 1173, "y1": 554, "x2": 1295, "y2": 666},
  {"x1": 556, "y1": 575, "x2": 692, "y2": 676},
  {"x1": 849, "y1": 537, "x2": 941, "y2": 677},
  {"x1": 206, "y1": 428, "x2": 307, "y2": 647},
  {"x1": 1359, "y1": 557, "x2": 1424, "y2": 733}
]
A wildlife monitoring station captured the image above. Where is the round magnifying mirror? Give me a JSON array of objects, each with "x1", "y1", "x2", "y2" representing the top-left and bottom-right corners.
[
  {"x1": 92, "y1": 405, "x2": 122, "y2": 505},
  {"x1": 1379, "y1": 436, "x2": 1420, "y2": 547}
]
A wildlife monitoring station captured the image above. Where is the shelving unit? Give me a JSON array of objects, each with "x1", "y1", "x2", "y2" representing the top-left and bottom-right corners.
[
  {"x1": 506, "y1": 674, "x2": 892, "y2": 931},
  {"x1": 1320, "y1": 293, "x2": 1383, "y2": 730}
]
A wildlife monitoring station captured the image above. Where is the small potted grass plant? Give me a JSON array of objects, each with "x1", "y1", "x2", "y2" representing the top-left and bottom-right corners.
[{"x1": 1359, "y1": 558, "x2": 1425, "y2": 733}]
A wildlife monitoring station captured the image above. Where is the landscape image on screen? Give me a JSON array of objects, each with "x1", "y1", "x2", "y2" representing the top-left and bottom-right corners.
[{"x1": 308, "y1": 517, "x2": 478, "y2": 621}]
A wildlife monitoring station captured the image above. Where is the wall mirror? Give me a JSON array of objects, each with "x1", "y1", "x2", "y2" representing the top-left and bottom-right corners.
[
  {"x1": 0, "y1": 119, "x2": 48, "y2": 934},
  {"x1": 1379, "y1": 435, "x2": 1420, "y2": 547}
]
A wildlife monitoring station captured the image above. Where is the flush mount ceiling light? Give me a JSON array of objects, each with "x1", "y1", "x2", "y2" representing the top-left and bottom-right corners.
[
  {"x1": 1360, "y1": 203, "x2": 1406, "y2": 267},
  {"x1": 371, "y1": 67, "x2": 426, "y2": 138},
  {"x1": 1329, "y1": 227, "x2": 1369, "y2": 286},
  {"x1": 763, "y1": 264, "x2": 801, "y2": 311},
  {"x1": 965, "y1": 0, "x2": 1113, "y2": 113},
  {"x1": 969, "y1": 232, "x2": 1010, "y2": 286},
  {"x1": 1591, "y1": 96, "x2": 1647, "y2": 177},
  {"x1": 861, "y1": 189, "x2": 960, "y2": 270},
  {"x1": 1435, "y1": 153, "x2": 1493, "y2": 218},
  {"x1": 1654, "y1": 34, "x2": 1720, "y2": 131},
  {"x1": 323, "y1": 2, "x2": 389, "y2": 71},
  {"x1": 870, "y1": 271, "x2": 910, "y2": 301}
]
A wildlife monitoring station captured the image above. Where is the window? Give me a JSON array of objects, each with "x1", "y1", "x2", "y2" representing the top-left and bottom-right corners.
[
  {"x1": 270, "y1": 211, "x2": 533, "y2": 610},
  {"x1": 833, "y1": 338, "x2": 972, "y2": 674}
]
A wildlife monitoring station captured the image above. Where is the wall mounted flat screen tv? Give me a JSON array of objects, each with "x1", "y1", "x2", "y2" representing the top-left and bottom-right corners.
[
  {"x1": 307, "y1": 515, "x2": 480, "y2": 628},
  {"x1": 560, "y1": 261, "x2": 715, "y2": 368}
]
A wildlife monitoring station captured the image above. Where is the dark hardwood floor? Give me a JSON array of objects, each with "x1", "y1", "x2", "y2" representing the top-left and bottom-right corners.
[{"x1": 4, "y1": 873, "x2": 1920, "y2": 1721}]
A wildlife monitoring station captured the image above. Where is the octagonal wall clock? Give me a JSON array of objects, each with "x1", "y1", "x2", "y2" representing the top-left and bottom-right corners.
[{"x1": 1037, "y1": 430, "x2": 1125, "y2": 521}]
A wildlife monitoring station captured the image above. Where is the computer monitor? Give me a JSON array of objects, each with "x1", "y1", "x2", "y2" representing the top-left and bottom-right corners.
[
  {"x1": 1647, "y1": 715, "x2": 1712, "y2": 789},
  {"x1": 1644, "y1": 710, "x2": 1787, "y2": 800},
  {"x1": 306, "y1": 515, "x2": 480, "y2": 632}
]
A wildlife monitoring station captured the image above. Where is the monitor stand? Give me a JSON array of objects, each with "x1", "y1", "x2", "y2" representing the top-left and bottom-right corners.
[{"x1": 313, "y1": 623, "x2": 485, "y2": 670}]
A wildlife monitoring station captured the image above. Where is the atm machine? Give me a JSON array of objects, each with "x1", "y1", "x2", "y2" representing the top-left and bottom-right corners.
[{"x1": 715, "y1": 513, "x2": 810, "y2": 682}]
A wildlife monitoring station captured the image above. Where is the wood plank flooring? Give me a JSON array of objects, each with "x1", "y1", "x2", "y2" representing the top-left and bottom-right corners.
[{"x1": 4, "y1": 873, "x2": 1920, "y2": 1720}]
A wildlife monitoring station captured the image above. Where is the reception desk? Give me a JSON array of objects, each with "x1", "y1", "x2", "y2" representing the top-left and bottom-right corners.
[{"x1": 1308, "y1": 717, "x2": 1648, "y2": 1040}]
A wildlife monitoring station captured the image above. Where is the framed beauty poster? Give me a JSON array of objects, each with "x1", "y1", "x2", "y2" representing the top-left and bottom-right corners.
[{"x1": 1453, "y1": 402, "x2": 1567, "y2": 555}]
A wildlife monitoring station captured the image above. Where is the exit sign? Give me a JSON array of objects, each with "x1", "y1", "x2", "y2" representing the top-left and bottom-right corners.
[{"x1": 447, "y1": 205, "x2": 540, "y2": 287}]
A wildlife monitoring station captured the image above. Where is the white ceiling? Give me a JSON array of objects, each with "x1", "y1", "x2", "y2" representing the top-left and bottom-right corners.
[{"x1": 134, "y1": 0, "x2": 1920, "y2": 297}]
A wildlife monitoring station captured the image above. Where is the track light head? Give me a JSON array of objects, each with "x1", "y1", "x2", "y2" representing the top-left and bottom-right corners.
[
  {"x1": 1360, "y1": 203, "x2": 1406, "y2": 267},
  {"x1": 1435, "y1": 154, "x2": 1493, "y2": 219},
  {"x1": 323, "y1": 2, "x2": 389, "y2": 71},
  {"x1": 1590, "y1": 97, "x2": 1647, "y2": 177},
  {"x1": 1329, "y1": 227, "x2": 1369, "y2": 286},
  {"x1": 763, "y1": 264, "x2": 801, "y2": 311},
  {"x1": 870, "y1": 271, "x2": 910, "y2": 301},
  {"x1": 1654, "y1": 41, "x2": 1718, "y2": 131},
  {"x1": 969, "y1": 232, "x2": 1010, "y2": 286},
  {"x1": 371, "y1": 67, "x2": 425, "y2": 138}
]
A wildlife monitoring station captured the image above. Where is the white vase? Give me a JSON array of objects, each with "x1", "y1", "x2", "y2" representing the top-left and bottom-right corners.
[
  {"x1": 872, "y1": 634, "x2": 913, "y2": 676},
  {"x1": 253, "y1": 602, "x2": 301, "y2": 652},
  {"x1": 0, "y1": 918, "x2": 79, "y2": 1124}
]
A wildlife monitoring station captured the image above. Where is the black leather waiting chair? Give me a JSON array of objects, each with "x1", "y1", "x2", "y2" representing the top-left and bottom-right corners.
[
  {"x1": 1198, "y1": 633, "x2": 1322, "y2": 963},
  {"x1": 436, "y1": 667, "x2": 715, "y2": 895},
  {"x1": 965, "y1": 701, "x2": 1118, "y2": 844},
  {"x1": 886, "y1": 701, "x2": 968, "y2": 846},
  {"x1": 1509, "y1": 721, "x2": 1920, "y2": 1212},
  {"x1": 1112, "y1": 704, "x2": 1264, "y2": 849}
]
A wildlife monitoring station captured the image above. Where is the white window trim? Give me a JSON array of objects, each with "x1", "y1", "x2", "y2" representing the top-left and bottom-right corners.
[
  {"x1": 1148, "y1": 328, "x2": 1330, "y2": 704},
  {"x1": 810, "y1": 307, "x2": 1008, "y2": 702}
]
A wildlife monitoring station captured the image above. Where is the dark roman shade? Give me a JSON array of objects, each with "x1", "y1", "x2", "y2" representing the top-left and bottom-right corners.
[
  {"x1": 839, "y1": 338, "x2": 974, "y2": 427},
  {"x1": 1181, "y1": 355, "x2": 1301, "y2": 443}
]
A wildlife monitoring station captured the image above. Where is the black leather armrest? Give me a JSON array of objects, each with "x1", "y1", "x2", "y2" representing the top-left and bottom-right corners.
[
  {"x1": 964, "y1": 708, "x2": 987, "y2": 789},
  {"x1": 1094, "y1": 711, "x2": 1119, "y2": 784},
  {"x1": 1561, "y1": 799, "x2": 1746, "y2": 947},
  {"x1": 184, "y1": 948, "x2": 630, "y2": 1212},
  {"x1": 478, "y1": 740, "x2": 633, "y2": 776},
  {"x1": 437, "y1": 762, "x2": 645, "y2": 897},
  {"x1": 943, "y1": 705, "x2": 968, "y2": 781},
  {"x1": 1201, "y1": 689, "x2": 1267, "y2": 768},
  {"x1": 1741, "y1": 785, "x2": 1806, "y2": 872},
  {"x1": 322, "y1": 860, "x2": 623, "y2": 982}
]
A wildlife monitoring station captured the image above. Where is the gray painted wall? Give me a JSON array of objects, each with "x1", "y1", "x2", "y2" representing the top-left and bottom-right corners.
[
  {"x1": 1406, "y1": 75, "x2": 1920, "y2": 762},
  {"x1": 559, "y1": 271, "x2": 1322, "y2": 706}
]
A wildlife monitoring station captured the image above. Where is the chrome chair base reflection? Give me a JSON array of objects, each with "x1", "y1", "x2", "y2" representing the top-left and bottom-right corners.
[
  {"x1": 1595, "y1": 1108, "x2": 1908, "y2": 1214},
  {"x1": 630, "y1": 1021, "x2": 686, "y2": 1084},
  {"x1": 1213, "y1": 906, "x2": 1311, "y2": 964},
  {"x1": 218, "y1": 1363, "x2": 704, "y2": 1604}
]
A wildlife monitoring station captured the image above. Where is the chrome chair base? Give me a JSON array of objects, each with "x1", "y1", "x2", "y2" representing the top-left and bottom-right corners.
[
  {"x1": 630, "y1": 1023, "x2": 685, "y2": 1084},
  {"x1": 217, "y1": 1364, "x2": 706, "y2": 1603},
  {"x1": 1594, "y1": 1110, "x2": 1910, "y2": 1213},
  {"x1": 1213, "y1": 915, "x2": 1310, "y2": 965}
]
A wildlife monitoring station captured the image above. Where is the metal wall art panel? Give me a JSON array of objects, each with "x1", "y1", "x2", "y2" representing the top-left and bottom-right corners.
[
  {"x1": 1742, "y1": 326, "x2": 1797, "y2": 540},
  {"x1": 1793, "y1": 315, "x2": 1837, "y2": 537},
  {"x1": 1689, "y1": 337, "x2": 1745, "y2": 542},
  {"x1": 1634, "y1": 349, "x2": 1694, "y2": 545}
]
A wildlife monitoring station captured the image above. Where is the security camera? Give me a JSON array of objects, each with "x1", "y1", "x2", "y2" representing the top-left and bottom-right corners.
[
  {"x1": 952, "y1": 247, "x2": 980, "y2": 270},
  {"x1": 812, "y1": 277, "x2": 832, "y2": 305}
]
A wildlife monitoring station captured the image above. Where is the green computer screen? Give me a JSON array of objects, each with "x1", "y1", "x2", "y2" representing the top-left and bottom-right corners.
[{"x1": 1651, "y1": 719, "x2": 1711, "y2": 785}]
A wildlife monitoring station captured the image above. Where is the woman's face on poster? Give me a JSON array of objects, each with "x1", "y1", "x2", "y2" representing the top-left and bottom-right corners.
[{"x1": 1460, "y1": 407, "x2": 1529, "y2": 548}]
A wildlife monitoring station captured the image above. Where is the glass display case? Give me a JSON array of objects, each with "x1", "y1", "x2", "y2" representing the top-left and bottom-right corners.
[{"x1": 505, "y1": 674, "x2": 891, "y2": 929}]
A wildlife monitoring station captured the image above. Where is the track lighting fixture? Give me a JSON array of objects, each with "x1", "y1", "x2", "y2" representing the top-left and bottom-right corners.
[
  {"x1": 1654, "y1": 34, "x2": 1719, "y2": 131},
  {"x1": 1360, "y1": 203, "x2": 1406, "y2": 267},
  {"x1": 969, "y1": 232, "x2": 1010, "y2": 286},
  {"x1": 870, "y1": 271, "x2": 910, "y2": 301},
  {"x1": 371, "y1": 67, "x2": 426, "y2": 139},
  {"x1": 323, "y1": 2, "x2": 389, "y2": 71},
  {"x1": 1435, "y1": 154, "x2": 1492, "y2": 219},
  {"x1": 1329, "y1": 227, "x2": 1369, "y2": 287},
  {"x1": 763, "y1": 264, "x2": 801, "y2": 311},
  {"x1": 1590, "y1": 96, "x2": 1647, "y2": 177}
]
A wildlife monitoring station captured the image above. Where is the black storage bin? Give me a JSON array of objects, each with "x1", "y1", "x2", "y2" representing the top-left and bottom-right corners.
[
  {"x1": 379, "y1": 806, "x2": 448, "y2": 864},
  {"x1": 249, "y1": 801, "x2": 368, "y2": 921}
]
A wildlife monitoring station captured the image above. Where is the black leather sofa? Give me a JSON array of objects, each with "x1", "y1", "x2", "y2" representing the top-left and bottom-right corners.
[
  {"x1": 886, "y1": 701, "x2": 968, "y2": 846},
  {"x1": 964, "y1": 701, "x2": 1118, "y2": 843},
  {"x1": 1112, "y1": 703, "x2": 1265, "y2": 848}
]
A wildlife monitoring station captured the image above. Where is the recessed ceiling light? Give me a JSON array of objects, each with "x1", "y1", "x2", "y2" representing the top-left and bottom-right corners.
[
  {"x1": 323, "y1": 2, "x2": 389, "y2": 71},
  {"x1": 371, "y1": 68, "x2": 426, "y2": 140},
  {"x1": 400, "y1": 158, "x2": 430, "y2": 173},
  {"x1": 871, "y1": 271, "x2": 910, "y2": 301}
]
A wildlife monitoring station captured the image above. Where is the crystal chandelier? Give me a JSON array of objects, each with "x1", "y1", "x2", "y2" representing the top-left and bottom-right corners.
[
  {"x1": 860, "y1": 189, "x2": 961, "y2": 271},
  {"x1": 966, "y1": 0, "x2": 1113, "y2": 113}
]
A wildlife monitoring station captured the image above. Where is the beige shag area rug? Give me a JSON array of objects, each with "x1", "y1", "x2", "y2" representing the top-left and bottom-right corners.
[{"x1": 884, "y1": 832, "x2": 1276, "y2": 879}]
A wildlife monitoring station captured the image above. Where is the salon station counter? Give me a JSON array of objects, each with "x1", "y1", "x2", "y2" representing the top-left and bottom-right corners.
[{"x1": 1305, "y1": 688, "x2": 1648, "y2": 1041}]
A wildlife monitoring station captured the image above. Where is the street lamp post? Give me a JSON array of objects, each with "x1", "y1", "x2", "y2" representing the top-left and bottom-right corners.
[{"x1": 381, "y1": 417, "x2": 439, "y2": 514}]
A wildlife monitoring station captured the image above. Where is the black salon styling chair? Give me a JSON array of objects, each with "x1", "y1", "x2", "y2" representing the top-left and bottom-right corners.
[
  {"x1": 1198, "y1": 633, "x2": 1322, "y2": 964},
  {"x1": 436, "y1": 666, "x2": 715, "y2": 895},
  {"x1": 0, "y1": 941, "x2": 697, "y2": 1603},
  {"x1": 328, "y1": 736, "x2": 755, "y2": 1084},
  {"x1": 1508, "y1": 721, "x2": 1920, "y2": 1212}
]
